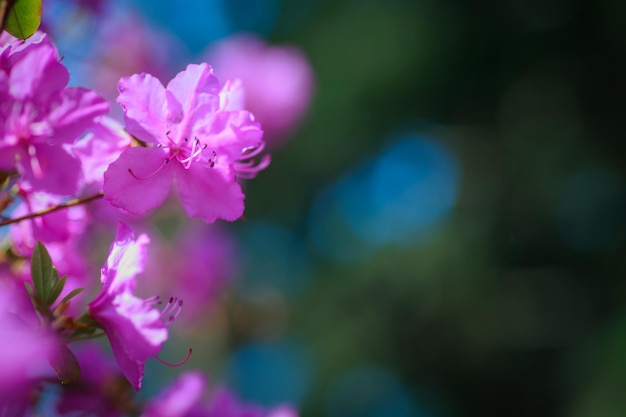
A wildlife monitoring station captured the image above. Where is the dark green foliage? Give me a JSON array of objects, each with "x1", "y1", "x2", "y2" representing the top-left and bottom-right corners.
[
  {"x1": 1, "y1": 0, "x2": 42, "y2": 39},
  {"x1": 31, "y1": 241, "x2": 65, "y2": 307}
]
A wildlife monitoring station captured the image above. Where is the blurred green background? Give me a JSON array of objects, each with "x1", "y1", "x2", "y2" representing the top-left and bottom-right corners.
[
  {"x1": 249, "y1": 1, "x2": 626, "y2": 416},
  {"x1": 48, "y1": 0, "x2": 626, "y2": 415}
]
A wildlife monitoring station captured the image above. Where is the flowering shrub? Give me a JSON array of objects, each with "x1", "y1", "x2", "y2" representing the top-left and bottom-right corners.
[{"x1": 0, "y1": 1, "x2": 299, "y2": 415}]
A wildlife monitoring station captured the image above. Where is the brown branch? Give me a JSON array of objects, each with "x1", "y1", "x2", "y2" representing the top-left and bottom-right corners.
[
  {"x1": 0, "y1": 191, "x2": 104, "y2": 227},
  {"x1": 0, "y1": 0, "x2": 15, "y2": 34}
]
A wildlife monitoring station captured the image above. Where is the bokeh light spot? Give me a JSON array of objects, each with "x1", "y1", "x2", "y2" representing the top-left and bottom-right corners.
[
  {"x1": 353, "y1": 135, "x2": 459, "y2": 245},
  {"x1": 308, "y1": 133, "x2": 460, "y2": 262}
]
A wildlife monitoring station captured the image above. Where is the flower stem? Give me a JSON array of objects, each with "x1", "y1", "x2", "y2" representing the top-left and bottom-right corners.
[{"x1": 0, "y1": 191, "x2": 104, "y2": 227}]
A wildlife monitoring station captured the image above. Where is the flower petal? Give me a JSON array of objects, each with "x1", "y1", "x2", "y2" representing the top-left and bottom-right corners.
[
  {"x1": 96, "y1": 314, "x2": 145, "y2": 391},
  {"x1": 117, "y1": 73, "x2": 168, "y2": 143},
  {"x1": 196, "y1": 110, "x2": 264, "y2": 160},
  {"x1": 71, "y1": 116, "x2": 132, "y2": 186},
  {"x1": 9, "y1": 43, "x2": 68, "y2": 102},
  {"x1": 19, "y1": 145, "x2": 82, "y2": 195},
  {"x1": 101, "y1": 222, "x2": 150, "y2": 291},
  {"x1": 103, "y1": 147, "x2": 174, "y2": 215},
  {"x1": 47, "y1": 87, "x2": 109, "y2": 143},
  {"x1": 219, "y1": 78, "x2": 245, "y2": 111},
  {"x1": 143, "y1": 371, "x2": 207, "y2": 417},
  {"x1": 165, "y1": 63, "x2": 220, "y2": 141},
  {"x1": 175, "y1": 163, "x2": 244, "y2": 223}
]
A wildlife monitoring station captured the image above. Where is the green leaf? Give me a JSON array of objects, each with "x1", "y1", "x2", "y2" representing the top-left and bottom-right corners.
[
  {"x1": 48, "y1": 274, "x2": 67, "y2": 307},
  {"x1": 23, "y1": 280, "x2": 34, "y2": 298},
  {"x1": 3, "y1": 0, "x2": 42, "y2": 39},
  {"x1": 31, "y1": 241, "x2": 63, "y2": 307},
  {"x1": 47, "y1": 342, "x2": 81, "y2": 384},
  {"x1": 60, "y1": 287, "x2": 84, "y2": 304}
]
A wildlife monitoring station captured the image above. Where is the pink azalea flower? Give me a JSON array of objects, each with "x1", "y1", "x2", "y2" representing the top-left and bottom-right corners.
[
  {"x1": 205, "y1": 34, "x2": 315, "y2": 148},
  {"x1": 88, "y1": 222, "x2": 183, "y2": 390},
  {"x1": 0, "y1": 31, "x2": 109, "y2": 195},
  {"x1": 103, "y1": 63, "x2": 269, "y2": 223}
]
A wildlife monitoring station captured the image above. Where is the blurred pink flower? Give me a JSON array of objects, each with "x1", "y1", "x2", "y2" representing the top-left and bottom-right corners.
[
  {"x1": 8, "y1": 189, "x2": 91, "y2": 311},
  {"x1": 205, "y1": 34, "x2": 315, "y2": 148},
  {"x1": 104, "y1": 63, "x2": 268, "y2": 223},
  {"x1": 9, "y1": 189, "x2": 88, "y2": 256},
  {"x1": 55, "y1": 345, "x2": 133, "y2": 417},
  {"x1": 141, "y1": 221, "x2": 237, "y2": 327},
  {"x1": 142, "y1": 371, "x2": 206, "y2": 417},
  {"x1": 82, "y1": 12, "x2": 179, "y2": 108},
  {"x1": 0, "y1": 31, "x2": 109, "y2": 195},
  {"x1": 0, "y1": 279, "x2": 55, "y2": 414},
  {"x1": 208, "y1": 387, "x2": 299, "y2": 417},
  {"x1": 88, "y1": 223, "x2": 182, "y2": 390},
  {"x1": 143, "y1": 371, "x2": 299, "y2": 417},
  {"x1": 76, "y1": 0, "x2": 106, "y2": 14}
]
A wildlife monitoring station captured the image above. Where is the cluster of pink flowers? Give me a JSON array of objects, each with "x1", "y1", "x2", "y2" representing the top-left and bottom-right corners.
[{"x1": 0, "y1": 18, "x2": 299, "y2": 415}]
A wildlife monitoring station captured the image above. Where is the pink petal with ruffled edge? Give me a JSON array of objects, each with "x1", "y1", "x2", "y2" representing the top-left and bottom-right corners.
[
  {"x1": 165, "y1": 63, "x2": 221, "y2": 141},
  {"x1": 103, "y1": 147, "x2": 174, "y2": 215},
  {"x1": 202, "y1": 110, "x2": 264, "y2": 160},
  {"x1": 117, "y1": 73, "x2": 169, "y2": 143},
  {"x1": 8, "y1": 43, "x2": 68, "y2": 102}
]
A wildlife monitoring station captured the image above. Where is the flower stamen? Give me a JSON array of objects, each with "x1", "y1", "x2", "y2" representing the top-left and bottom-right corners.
[
  {"x1": 154, "y1": 348, "x2": 193, "y2": 367},
  {"x1": 158, "y1": 297, "x2": 183, "y2": 322},
  {"x1": 177, "y1": 138, "x2": 207, "y2": 169},
  {"x1": 128, "y1": 158, "x2": 170, "y2": 180}
]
